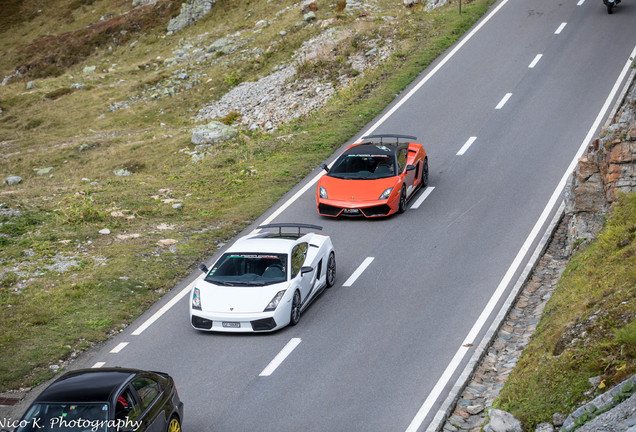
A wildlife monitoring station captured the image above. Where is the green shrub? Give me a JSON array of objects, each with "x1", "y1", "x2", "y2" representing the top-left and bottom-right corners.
[
  {"x1": 59, "y1": 195, "x2": 105, "y2": 224},
  {"x1": 44, "y1": 87, "x2": 74, "y2": 100}
]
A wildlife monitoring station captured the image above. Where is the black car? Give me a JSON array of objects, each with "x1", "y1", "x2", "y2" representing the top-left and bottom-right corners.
[{"x1": 5, "y1": 368, "x2": 184, "y2": 432}]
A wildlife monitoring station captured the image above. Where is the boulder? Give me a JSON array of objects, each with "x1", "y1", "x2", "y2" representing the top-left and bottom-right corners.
[
  {"x1": 167, "y1": 0, "x2": 217, "y2": 33},
  {"x1": 191, "y1": 121, "x2": 237, "y2": 145},
  {"x1": 301, "y1": 0, "x2": 317, "y2": 14},
  {"x1": 205, "y1": 37, "x2": 235, "y2": 54},
  {"x1": 534, "y1": 423, "x2": 554, "y2": 432},
  {"x1": 483, "y1": 409, "x2": 523, "y2": 432},
  {"x1": 562, "y1": 375, "x2": 636, "y2": 431},
  {"x1": 552, "y1": 413, "x2": 566, "y2": 427},
  {"x1": 113, "y1": 169, "x2": 132, "y2": 176},
  {"x1": 4, "y1": 175, "x2": 22, "y2": 186},
  {"x1": 132, "y1": 0, "x2": 159, "y2": 6}
]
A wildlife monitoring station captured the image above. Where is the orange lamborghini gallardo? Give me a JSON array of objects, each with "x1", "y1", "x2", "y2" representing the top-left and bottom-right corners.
[{"x1": 316, "y1": 134, "x2": 428, "y2": 218}]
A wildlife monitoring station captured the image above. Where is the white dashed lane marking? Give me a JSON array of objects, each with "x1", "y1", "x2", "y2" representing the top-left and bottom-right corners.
[
  {"x1": 495, "y1": 93, "x2": 512, "y2": 110},
  {"x1": 343, "y1": 257, "x2": 375, "y2": 287},
  {"x1": 259, "y1": 338, "x2": 302, "y2": 377},
  {"x1": 110, "y1": 342, "x2": 128, "y2": 354},
  {"x1": 529, "y1": 54, "x2": 543, "y2": 68},
  {"x1": 456, "y1": 137, "x2": 477, "y2": 156},
  {"x1": 411, "y1": 187, "x2": 435, "y2": 209}
]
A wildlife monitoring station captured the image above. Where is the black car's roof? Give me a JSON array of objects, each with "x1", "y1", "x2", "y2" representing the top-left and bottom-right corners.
[
  {"x1": 344, "y1": 142, "x2": 404, "y2": 156},
  {"x1": 34, "y1": 368, "x2": 143, "y2": 403}
]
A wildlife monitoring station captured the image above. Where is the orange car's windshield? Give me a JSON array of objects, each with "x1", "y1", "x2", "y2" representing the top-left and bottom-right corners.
[{"x1": 328, "y1": 155, "x2": 395, "y2": 179}]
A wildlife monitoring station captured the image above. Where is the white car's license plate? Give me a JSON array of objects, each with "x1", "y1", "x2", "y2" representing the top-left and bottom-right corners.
[{"x1": 222, "y1": 322, "x2": 240, "y2": 328}]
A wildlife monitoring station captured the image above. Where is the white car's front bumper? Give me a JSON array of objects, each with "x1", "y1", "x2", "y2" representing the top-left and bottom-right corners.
[{"x1": 190, "y1": 305, "x2": 291, "y2": 333}]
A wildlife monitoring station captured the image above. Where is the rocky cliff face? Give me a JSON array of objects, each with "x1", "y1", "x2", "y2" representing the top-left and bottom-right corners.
[{"x1": 565, "y1": 73, "x2": 636, "y2": 252}]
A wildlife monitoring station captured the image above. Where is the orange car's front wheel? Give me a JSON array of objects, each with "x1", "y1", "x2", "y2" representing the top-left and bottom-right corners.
[{"x1": 398, "y1": 185, "x2": 407, "y2": 213}]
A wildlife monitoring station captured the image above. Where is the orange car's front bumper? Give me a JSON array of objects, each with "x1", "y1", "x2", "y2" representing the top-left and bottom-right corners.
[{"x1": 316, "y1": 196, "x2": 400, "y2": 218}]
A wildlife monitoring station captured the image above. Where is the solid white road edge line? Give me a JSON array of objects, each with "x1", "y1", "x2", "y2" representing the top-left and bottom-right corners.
[
  {"x1": 131, "y1": 275, "x2": 202, "y2": 336},
  {"x1": 411, "y1": 187, "x2": 436, "y2": 209},
  {"x1": 116, "y1": 0, "x2": 514, "y2": 338},
  {"x1": 495, "y1": 93, "x2": 512, "y2": 110},
  {"x1": 92, "y1": 362, "x2": 105, "y2": 368},
  {"x1": 259, "y1": 338, "x2": 302, "y2": 377},
  {"x1": 406, "y1": 43, "x2": 636, "y2": 432},
  {"x1": 110, "y1": 342, "x2": 128, "y2": 354},
  {"x1": 528, "y1": 54, "x2": 542, "y2": 68},
  {"x1": 555, "y1": 22, "x2": 567, "y2": 34},
  {"x1": 360, "y1": 0, "x2": 511, "y2": 138},
  {"x1": 457, "y1": 137, "x2": 477, "y2": 156},
  {"x1": 427, "y1": 200, "x2": 565, "y2": 430},
  {"x1": 343, "y1": 257, "x2": 375, "y2": 287}
]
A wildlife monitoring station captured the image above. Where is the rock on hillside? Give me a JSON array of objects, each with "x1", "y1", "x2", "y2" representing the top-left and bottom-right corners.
[
  {"x1": 565, "y1": 74, "x2": 636, "y2": 252},
  {"x1": 167, "y1": 0, "x2": 217, "y2": 33}
]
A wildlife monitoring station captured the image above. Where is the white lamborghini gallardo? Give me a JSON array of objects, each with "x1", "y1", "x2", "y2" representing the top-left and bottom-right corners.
[{"x1": 190, "y1": 223, "x2": 336, "y2": 332}]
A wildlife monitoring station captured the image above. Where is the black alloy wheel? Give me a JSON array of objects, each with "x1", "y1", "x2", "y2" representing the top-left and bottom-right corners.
[
  {"x1": 398, "y1": 185, "x2": 407, "y2": 213},
  {"x1": 421, "y1": 158, "x2": 429, "y2": 188},
  {"x1": 326, "y1": 252, "x2": 336, "y2": 288},
  {"x1": 290, "y1": 290, "x2": 301, "y2": 325}
]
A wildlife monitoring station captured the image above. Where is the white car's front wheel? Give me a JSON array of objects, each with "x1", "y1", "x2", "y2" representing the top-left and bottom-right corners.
[{"x1": 289, "y1": 290, "x2": 301, "y2": 326}]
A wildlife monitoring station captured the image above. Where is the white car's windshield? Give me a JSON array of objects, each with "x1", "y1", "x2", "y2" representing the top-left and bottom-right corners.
[
  {"x1": 328, "y1": 154, "x2": 395, "y2": 179},
  {"x1": 205, "y1": 253, "x2": 288, "y2": 286},
  {"x1": 15, "y1": 403, "x2": 109, "y2": 432}
]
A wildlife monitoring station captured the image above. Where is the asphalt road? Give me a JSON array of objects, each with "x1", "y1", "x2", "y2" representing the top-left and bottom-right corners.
[{"x1": 35, "y1": 0, "x2": 636, "y2": 431}]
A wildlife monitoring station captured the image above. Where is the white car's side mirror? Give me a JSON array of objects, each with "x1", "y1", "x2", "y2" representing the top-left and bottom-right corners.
[{"x1": 301, "y1": 266, "x2": 314, "y2": 275}]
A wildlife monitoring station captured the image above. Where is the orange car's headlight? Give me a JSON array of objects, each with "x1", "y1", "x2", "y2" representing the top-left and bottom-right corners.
[{"x1": 379, "y1": 187, "x2": 393, "y2": 200}]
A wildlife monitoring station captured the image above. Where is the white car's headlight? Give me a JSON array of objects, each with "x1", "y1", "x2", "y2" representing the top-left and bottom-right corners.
[
  {"x1": 192, "y1": 287, "x2": 202, "y2": 310},
  {"x1": 379, "y1": 187, "x2": 393, "y2": 200},
  {"x1": 319, "y1": 186, "x2": 328, "y2": 199},
  {"x1": 264, "y1": 290, "x2": 286, "y2": 312}
]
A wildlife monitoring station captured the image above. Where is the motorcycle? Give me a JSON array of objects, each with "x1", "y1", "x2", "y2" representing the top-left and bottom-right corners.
[{"x1": 603, "y1": 0, "x2": 620, "y2": 14}]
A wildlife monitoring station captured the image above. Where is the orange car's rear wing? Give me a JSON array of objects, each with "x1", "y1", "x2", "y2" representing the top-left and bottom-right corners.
[{"x1": 361, "y1": 134, "x2": 417, "y2": 144}]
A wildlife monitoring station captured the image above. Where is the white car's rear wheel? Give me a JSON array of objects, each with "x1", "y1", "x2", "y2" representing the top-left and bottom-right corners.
[{"x1": 326, "y1": 252, "x2": 336, "y2": 288}]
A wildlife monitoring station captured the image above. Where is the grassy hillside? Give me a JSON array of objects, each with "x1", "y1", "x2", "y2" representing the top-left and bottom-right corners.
[
  {"x1": 495, "y1": 193, "x2": 636, "y2": 430},
  {"x1": 0, "y1": 0, "x2": 494, "y2": 390}
]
